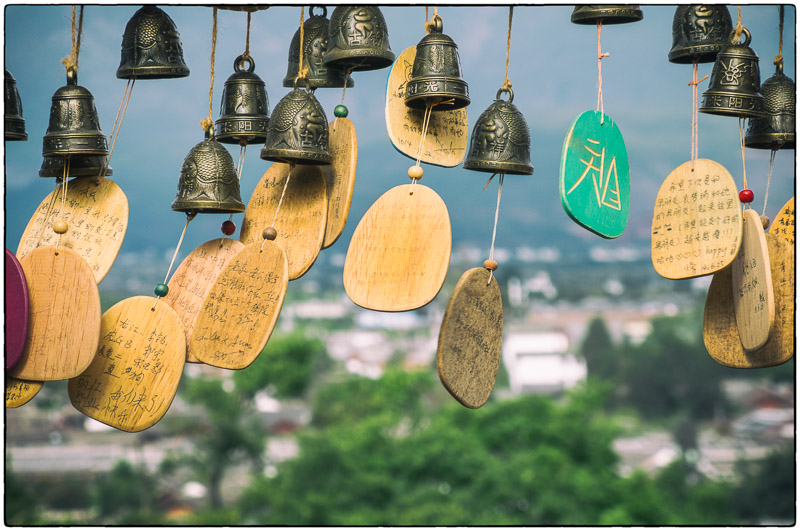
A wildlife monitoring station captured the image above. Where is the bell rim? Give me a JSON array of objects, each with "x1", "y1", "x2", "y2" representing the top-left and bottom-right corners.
[
  {"x1": 170, "y1": 201, "x2": 246, "y2": 214},
  {"x1": 699, "y1": 91, "x2": 764, "y2": 118},
  {"x1": 5, "y1": 117, "x2": 27, "y2": 141},
  {"x1": 39, "y1": 158, "x2": 113, "y2": 178},
  {"x1": 744, "y1": 132, "x2": 795, "y2": 150},
  {"x1": 571, "y1": 6, "x2": 643, "y2": 25},
  {"x1": 259, "y1": 146, "x2": 332, "y2": 166},
  {"x1": 462, "y1": 159, "x2": 534, "y2": 176},
  {"x1": 668, "y1": 44, "x2": 725, "y2": 64},
  {"x1": 282, "y1": 74, "x2": 354, "y2": 89},
  {"x1": 322, "y1": 50, "x2": 396, "y2": 72},
  {"x1": 405, "y1": 93, "x2": 470, "y2": 111},
  {"x1": 214, "y1": 117, "x2": 269, "y2": 146},
  {"x1": 116, "y1": 65, "x2": 190, "y2": 80}
]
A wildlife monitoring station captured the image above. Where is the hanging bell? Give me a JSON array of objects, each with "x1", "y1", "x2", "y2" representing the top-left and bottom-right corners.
[
  {"x1": 172, "y1": 132, "x2": 245, "y2": 214},
  {"x1": 745, "y1": 62, "x2": 795, "y2": 150},
  {"x1": 700, "y1": 28, "x2": 764, "y2": 118},
  {"x1": 668, "y1": 5, "x2": 732, "y2": 64},
  {"x1": 322, "y1": 5, "x2": 395, "y2": 72},
  {"x1": 5, "y1": 70, "x2": 27, "y2": 141},
  {"x1": 39, "y1": 155, "x2": 113, "y2": 178},
  {"x1": 260, "y1": 88, "x2": 332, "y2": 165},
  {"x1": 570, "y1": 5, "x2": 643, "y2": 25},
  {"x1": 404, "y1": 15, "x2": 470, "y2": 111},
  {"x1": 284, "y1": 6, "x2": 354, "y2": 89},
  {"x1": 215, "y1": 55, "x2": 270, "y2": 145},
  {"x1": 42, "y1": 69, "x2": 108, "y2": 158},
  {"x1": 463, "y1": 88, "x2": 533, "y2": 175},
  {"x1": 117, "y1": 5, "x2": 190, "y2": 79}
]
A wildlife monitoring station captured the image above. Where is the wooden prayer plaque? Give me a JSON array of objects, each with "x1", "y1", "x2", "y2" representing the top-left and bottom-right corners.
[
  {"x1": 385, "y1": 46, "x2": 469, "y2": 167},
  {"x1": 322, "y1": 118, "x2": 358, "y2": 249},
  {"x1": 68, "y1": 296, "x2": 186, "y2": 432},
  {"x1": 5, "y1": 249, "x2": 29, "y2": 370},
  {"x1": 10, "y1": 247, "x2": 101, "y2": 381},
  {"x1": 191, "y1": 240, "x2": 288, "y2": 370},
  {"x1": 17, "y1": 177, "x2": 129, "y2": 283},
  {"x1": 703, "y1": 234, "x2": 794, "y2": 368},
  {"x1": 240, "y1": 163, "x2": 327, "y2": 280},
  {"x1": 770, "y1": 196, "x2": 795, "y2": 248},
  {"x1": 165, "y1": 238, "x2": 244, "y2": 363},
  {"x1": 651, "y1": 159, "x2": 743, "y2": 279},
  {"x1": 437, "y1": 268, "x2": 503, "y2": 409},
  {"x1": 344, "y1": 183, "x2": 451, "y2": 312},
  {"x1": 731, "y1": 209, "x2": 775, "y2": 351},
  {"x1": 560, "y1": 110, "x2": 630, "y2": 239},
  {"x1": 5, "y1": 377, "x2": 43, "y2": 408}
]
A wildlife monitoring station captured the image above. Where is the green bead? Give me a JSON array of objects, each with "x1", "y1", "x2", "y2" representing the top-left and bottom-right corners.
[
  {"x1": 154, "y1": 283, "x2": 169, "y2": 297},
  {"x1": 334, "y1": 105, "x2": 348, "y2": 118}
]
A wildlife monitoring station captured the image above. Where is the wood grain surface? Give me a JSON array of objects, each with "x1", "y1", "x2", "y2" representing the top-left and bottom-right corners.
[
  {"x1": 344, "y1": 183, "x2": 451, "y2": 312},
  {"x1": 703, "y1": 234, "x2": 794, "y2": 368},
  {"x1": 192, "y1": 241, "x2": 288, "y2": 369},
  {"x1": 770, "y1": 196, "x2": 795, "y2": 248},
  {"x1": 651, "y1": 159, "x2": 742, "y2": 279},
  {"x1": 17, "y1": 177, "x2": 129, "y2": 283},
  {"x1": 322, "y1": 118, "x2": 358, "y2": 249},
  {"x1": 731, "y1": 209, "x2": 775, "y2": 351},
  {"x1": 5, "y1": 377, "x2": 43, "y2": 408},
  {"x1": 437, "y1": 268, "x2": 503, "y2": 409},
  {"x1": 240, "y1": 163, "x2": 327, "y2": 280},
  {"x1": 385, "y1": 46, "x2": 469, "y2": 167},
  {"x1": 165, "y1": 238, "x2": 244, "y2": 363},
  {"x1": 5, "y1": 249, "x2": 29, "y2": 370},
  {"x1": 68, "y1": 296, "x2": 186, "y2": 432},
  {"x1": 10, "y1": 247, "x2": 101, "y2": 381}
]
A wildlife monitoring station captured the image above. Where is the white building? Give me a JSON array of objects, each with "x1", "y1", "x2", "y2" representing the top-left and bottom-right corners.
[{"x1": 502, "y1": 331, "x2": 587, "y2": 395}]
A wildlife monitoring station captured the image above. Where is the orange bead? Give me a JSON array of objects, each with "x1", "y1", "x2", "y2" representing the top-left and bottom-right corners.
[
  {"x1": 483, "y1": 259, "x2": 498, "y2": 271},
  {"x1": 53, "y1": 220, "x2": 68, "y2": 234},
  {"x1": 408, "y1": 165, "x2": 424, "y2": 180}
]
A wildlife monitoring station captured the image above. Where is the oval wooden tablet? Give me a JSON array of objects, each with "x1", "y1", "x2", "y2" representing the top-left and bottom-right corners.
[
  {"x1": 5, "y1": 377, "x2": 43, "y2": 408},
  {"x1": 165, "y1": 238, "x2": 244, "y2": 363},
  {"x1": 191, "y1": 240, "x2": 288, "y2": 370},
  {"x1": 240, "y1": 163, "x2": 327, "y2": 280},
  {"x1": 5, "y1": 249, "x2": 29, "y2": 370},
  {"x1": 10, "y1": 246, "x2": 101, "y2": 381},
  {"x1": 651, "y1": 159, "x2": 742, "y2": 279},
  {"x1": 703, "y1": 233, "x2": 794, "y2": 368},
  {"x1": 17, "y1": 177, "x2": 129, "y2": 283},
  {"x1": 344, "y1": 183, "x2": 451, "y2": 312},
  {"x1": 731, "y1": 208, "x2": 775, "y2": 351},
  {"x1": 560, "y1": 110, "x2": 630, "y2": 239},
  {"x1": 437, "y1": 267, "x2": 503, "y2": 409},
  {"x1": 770, "y1": 196, "x2": 794, "y2": 248},
  {"x1": 68, "y1": 296, "x2": 186, "y2": 432},
  {"x1": 322, "y1": 117, "x2": 358, "y2": 249},
  {"x1": 385, "y1": 46, "x2": 469, "y2": 167}
]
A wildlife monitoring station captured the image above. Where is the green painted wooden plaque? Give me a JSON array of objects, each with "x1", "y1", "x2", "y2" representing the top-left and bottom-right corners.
[{"x1": 559, "y1": 110, "x2": 630, "y2": 239}]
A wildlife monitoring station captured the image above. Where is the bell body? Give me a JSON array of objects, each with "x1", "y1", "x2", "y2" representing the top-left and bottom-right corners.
[
  {"x1": 172, "y1": 136, "x2": 245, "y2": 214},
  {"x1": 215, "y1": 55, "x2": 270, "y2": 145},
  {"x1": 464, "y1": 91, "x2": 533, "y2": 175},
  {"x1": 405, "y1": 17, "x2": 470, "y2": 111},
  {"x1": 5, "y1": 70, "x2": 27, "y2": 141},
  {"x1": 284, "y1": 7, "x2": 354, "y2": 89},
  {"x1": 42, "y1": 70, "x2": 108, "y2": 158},
  {"x1": 260, "y1": 88, "x2": 332, "y2": 165},
  {"x1": 39, "y1": 155, "x2": 112, "y2": 178},
  {"x1": 668, "y1": 5, "x2": 732, "y2": 64},
  {"x1": 571, "y1": 5, "x2": 643, "y2": 25},
  {"x1": 746, "y1": 64, "x2": 795, "y2": 150},
  {"x1": 117, "y1": 5, "x2": 190, "y2": 79},
  {"x1": 700, "y1": 29, "x2": 764, "y2": 118},
  {"x1": 323, "y1": 6, "x2": 394, "y2": 72}
]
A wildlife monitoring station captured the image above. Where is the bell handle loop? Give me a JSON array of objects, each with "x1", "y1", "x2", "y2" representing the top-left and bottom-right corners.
[
  {"x1": 430, "y1": 13, "x2": 443, "y2": 33},
  {"x1": 292, "y1": 75, "x2": 311, "y2": 92},
  {"x1": 729, "y1": 27, "x2": 751, "y2": 46},
  {"x1": 66, "y1": 66, "x2": 77, "y2": 86},
  {"x1": 234, "y1": 54, "x2": 255, "y2": 73},
  {"x1": 496, "y1": 87, "x2": 514, "y2": 103},
  {"x1": 308, "y1": 5, "x2": 326, "y2": 18}
]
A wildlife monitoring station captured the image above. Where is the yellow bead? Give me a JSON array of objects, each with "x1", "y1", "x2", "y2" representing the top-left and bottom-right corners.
[
  {"x1": 408, "y1": 165, "x2": 424, "y2": 180},
  {"x1": 483, "y1": 259, "x2": 498, "y2": 271},
  {"x1": 53, "y1": 220, "x2": 68, "y2": 234},
  {"x1": 761, "y1": 215, "x2": 770, "y2": 230},
  {"x1": 262, "y1": 227, "x2": 278, "y2": 241}
]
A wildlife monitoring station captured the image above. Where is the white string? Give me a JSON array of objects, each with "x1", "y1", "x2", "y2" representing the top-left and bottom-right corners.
[
  {"x1": 487, "y1": 173, "x2": 504, "y2": 284},
  {"x1": 763, "y1": 149, "x2": 777, "y2": 216},
  {"x1": 262, "y1": 165, "x2": 293, "y2": 252}
]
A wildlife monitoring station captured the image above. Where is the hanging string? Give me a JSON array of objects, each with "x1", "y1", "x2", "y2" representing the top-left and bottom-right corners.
[
  {"x1": 243, "y1": 11, "x2": 252, "y2": 61},
  {"x1": 200, "y1": 8, "x2": 218, "y2": 133},
  {"x1": 738, "y1": 117, "x2": 749, "y2": 209},
  {"x1": 153, "y1": 214, "x2": 195, "y2": 309},
  {"x1": 486, "y1": 173, "x2": 505, "y2": 284},
  {"x1": 36, "y1": 180, "x2": 63, "y2": 247},
  {"x1": 501, "y1": 7, "x2": 514, "y2": 92},
  {"x1": 340, "y1": 66, "x2": 354, "y2": 106},
  {"x1": 424, "y1": 7, "x2": 439, "y2": 33},
  {"x1": 596, "y1": 20, "x2": 609, "y2": 124},
  {"x1": 687, "y1": 60, "x2": 709, "y2": 163},
  {"x1": 296, "y1": 7, "x2": 309, "y2": 81},
  {"x1": 763, "y1": 149, "x2": 777, "y2": 217},
  {"x1": 226, "y1": 144, "x2": 248, "y2": 229},
  {"x1": 61, "y1": 5, "x2": 84, "y2": 73},
  {"x1": 261, "y1": 166, "x2": 294, "y2": 252},
  {"x1": 774, "y1": 5, "x2": 784, "y2": 66},
  {"x1": 733, "y1": 6, "x2": 744, "y2": 43},
  {"x1": 99, "y1": 78, "x2": 136, "y2": 180},
  {"x1": 55, "y1": 168, "x2": 70, "y2": 253}
]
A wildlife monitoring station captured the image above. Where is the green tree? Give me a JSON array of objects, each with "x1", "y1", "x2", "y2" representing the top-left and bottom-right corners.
[
  {"x1": 579, "y1": 316, "x2": 617, "y2": 380},
  {"x1": 91, "y1": 460, "x2": 165, "y2": 524},
  {"x1": 730, "y1": 446, "x2": 796, "y2": 523},
  {"x1": 5, "y1": 462, "x2": 41, "y2": 525}
]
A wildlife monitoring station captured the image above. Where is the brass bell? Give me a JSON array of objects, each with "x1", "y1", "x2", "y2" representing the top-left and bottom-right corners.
[
  {"x1": 39, "y1": 155, "x2": 113, "y2": 179},
  {"x1": 571, "y1": 5, "x2": 643, "y2": 25},
  {"x1": 700, "y1": 28, "x2": 764, "y2": 118},
  {"x1": 284, "y1": 6, "x2": 354, "y2": 89},
  {"x1": 404, "y1": 15, "x2": 470, "y2": 111},
  {"x1": 215, "y1": 55, "x2": 270, "y2": 145},
  {"x1": 668, "y1": 5, "x2": 732, "y2": 64},
  {"x1": 172, "y1": 132, "x2": 245, "y2": 214},
  {"x1": 260, "y1": 88, "x2": 332, "y2": 165},
  {"x1": 117, "y1": 5, "x2": 190, "y2": 79},
  {"x1": 745, "y1": 63, "x2": 795, "y2": 150},
  {"x1": 42, "y1": 68, "x2": 108, "y2": 158},
  {"x1": 463, "y1": 88, "x2": 533, "y2": 175},
  {"x1": 323, "y1": 5, "x2": 395, "y2": 72},
  {"x1": 5, "y1": 70, "x2": 27, "y2": 141}
]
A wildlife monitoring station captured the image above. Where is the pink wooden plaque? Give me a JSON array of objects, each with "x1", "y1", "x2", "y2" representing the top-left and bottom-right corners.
[{"x1": 5, "y1": 249, "x2": 30, "y2": 370}]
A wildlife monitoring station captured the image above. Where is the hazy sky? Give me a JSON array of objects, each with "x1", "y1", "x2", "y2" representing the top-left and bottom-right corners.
[{"x1": 4, "y1": 4, "x2": 796, "y2": 270}]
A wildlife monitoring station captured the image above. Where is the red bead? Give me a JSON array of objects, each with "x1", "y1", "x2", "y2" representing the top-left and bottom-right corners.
[
  {"x1": 221, "y1": 220, "x2": 236, "y2": 236},
  {"x1": 739, "y1": 189, "x2": 754, "y2": 203}
]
